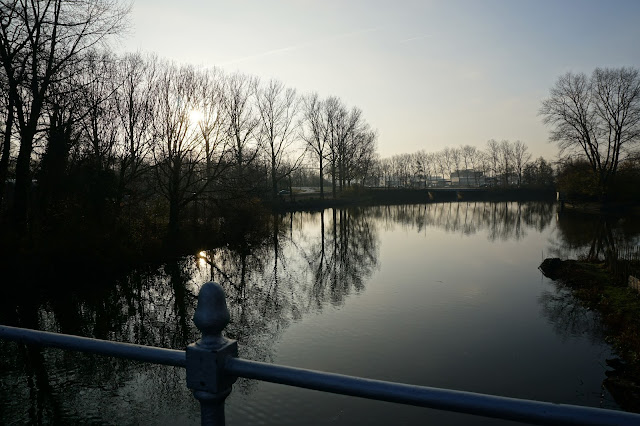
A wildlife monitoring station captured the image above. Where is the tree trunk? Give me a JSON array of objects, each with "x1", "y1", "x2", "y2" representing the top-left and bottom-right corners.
[
  {"x1": 13, "y1": 126, "x2": 36, "y2": 228},
  {"x1": 167, "y1": 159, "x2": 183, "y2": 242},
  {"x1": 0, "y1": 97, "x2": 14, "y2": 212},
  {"x1": 331, "y1": 162, "x2": 336, "y2": 199},
  {"x1": 319, "y1": 157, "x2": 324, "y2": 200},
  {"x1": 39, "y1": 109, "x2": 73, "y2": 219},
  {"x1": 271, "y1": 161, "x2": 278, "y2": 198}
]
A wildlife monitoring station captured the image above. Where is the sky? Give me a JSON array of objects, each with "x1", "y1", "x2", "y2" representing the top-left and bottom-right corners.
[{"x1": 116, "y1": 0, "x2": 640, "y2": 160}]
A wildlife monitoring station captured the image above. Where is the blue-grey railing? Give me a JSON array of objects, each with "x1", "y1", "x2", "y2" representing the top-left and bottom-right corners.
[{"x1": 1, "y1": 281, "x2": 639, "y2": 426}]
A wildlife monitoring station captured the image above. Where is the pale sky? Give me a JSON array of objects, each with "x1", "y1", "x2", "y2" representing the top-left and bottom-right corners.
[{"x1": 116, "y1": 0, "x2": 640, "y2": 160}]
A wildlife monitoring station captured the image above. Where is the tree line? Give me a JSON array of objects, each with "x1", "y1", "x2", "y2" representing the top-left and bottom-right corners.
[
  {"x1": 0, "y1": 0, "x2": 378, "y2": 249},
  {"x1": 375, "y1": 140, "x2": 554, "y2": 189},
  {"x1": 374, "y1": 65, "x2": 640, "y2": 199},
  {"x1": 375, "y1": 66, "x2": 640, "y2": 198}
]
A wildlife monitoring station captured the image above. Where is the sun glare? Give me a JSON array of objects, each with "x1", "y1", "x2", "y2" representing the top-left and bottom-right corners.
[{"x1": 188, "y1": 109, "x2": 204, "y2": 125}]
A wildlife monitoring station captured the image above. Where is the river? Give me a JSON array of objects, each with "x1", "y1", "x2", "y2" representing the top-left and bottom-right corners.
[{"x1": 1, "y1": 201, "x2": 639, "y2": 425}]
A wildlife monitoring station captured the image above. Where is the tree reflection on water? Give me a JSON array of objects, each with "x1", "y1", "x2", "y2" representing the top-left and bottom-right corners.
[
  {"x1": 370, "y1": 201, "x2": 554, "y2": 240},
  {"x1": 539, "y1": 284, "x2": 606, "y2": 344},
  {"x1": 540, "y1": 208, "x2": 640, "y2": 413},
  {"x1": 0, "y1": 201, "x2": 559, "y2": 424},
  {"x1": 196, "y1": 207, "x2": 379, "y2": 367},
  {"x1": 549, "y1": 210, "x2": 640, "y2": 261}
]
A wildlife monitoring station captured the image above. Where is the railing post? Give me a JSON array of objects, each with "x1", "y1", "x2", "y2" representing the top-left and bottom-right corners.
[{"x1": 187, "y1": 282, "x2": 238, "y2": 426}]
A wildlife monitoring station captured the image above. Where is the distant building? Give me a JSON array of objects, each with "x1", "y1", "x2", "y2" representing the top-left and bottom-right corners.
[
  {"x1": 450, "y1": 170, "x2": 485, "y2": 187},
  {"x1": 384, "y1": 175, "x2": 450, "y2": 188},
  {"x1": 418, "y1": 175, "x2": 449, "y2": 187},
  {"x1": 432, "y1": 176, "x2": 450, "y2": 187}
]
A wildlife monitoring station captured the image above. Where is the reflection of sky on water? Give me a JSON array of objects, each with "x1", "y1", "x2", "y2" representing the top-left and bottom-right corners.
[{"x1": 3, "y1": 202, "x2": 638, "y2": 425}]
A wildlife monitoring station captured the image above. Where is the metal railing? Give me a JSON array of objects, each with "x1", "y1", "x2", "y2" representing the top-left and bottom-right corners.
[{"x1": 1, "y1": 281, "x2": 639, "y2": 426}]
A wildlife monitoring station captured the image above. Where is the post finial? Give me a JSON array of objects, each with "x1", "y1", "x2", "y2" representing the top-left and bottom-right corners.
[{"x1": 193, "y1": 281, "x2": 231, "y2": 349}]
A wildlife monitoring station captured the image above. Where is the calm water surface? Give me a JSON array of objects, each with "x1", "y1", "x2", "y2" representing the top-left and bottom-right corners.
[{"x1": 1, "y1": 202, "x2": 639, "y2": 425}]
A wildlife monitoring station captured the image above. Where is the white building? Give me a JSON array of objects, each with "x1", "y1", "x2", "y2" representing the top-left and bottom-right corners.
[{"x1": 450, "y1": 170, "x2": 485, "y2": 187}]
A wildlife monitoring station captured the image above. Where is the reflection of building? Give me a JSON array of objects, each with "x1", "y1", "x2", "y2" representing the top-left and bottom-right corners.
[{"x1": 450, "y1": 170, "x2": 485, "y2": 187}]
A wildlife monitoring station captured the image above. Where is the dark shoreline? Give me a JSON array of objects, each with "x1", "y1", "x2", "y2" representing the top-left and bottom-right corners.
[
  {"x1": 275, "y1": 187, "x2": 557, "y2": 212},
  {"x1": 540, "y1": 258, "x2": 640, "y2": 412}
]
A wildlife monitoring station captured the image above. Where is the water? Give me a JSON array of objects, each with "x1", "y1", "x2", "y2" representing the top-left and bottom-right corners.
[{"x1": 1, "y1": 202, "x2": 638, "y2": 425}]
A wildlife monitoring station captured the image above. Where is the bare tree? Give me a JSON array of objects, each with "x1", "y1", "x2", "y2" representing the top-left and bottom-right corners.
[
  {"x1": 523, "y1": 156, "x2": 554, "y2": 187},
  {"x1": 300, "y1": 92, "x2": 328, "y2": 199},
  {"x1": 414, "y1": 150, "x2": 429, "y2": 188},
  {"x1": 37, "y1": 62, "x2": 84, "y2": 216},
  {"x1": 442, "y1": 147, "x2": 454, "y2": 180},
  {"x1": 0, "y1": 0, "x2": 129, "y2": 226},
  {"x1": 540, "y1": 67, "x2": 640, "y2": 193},
  {"x1": 389, "y1": 155, "x2": 402, "y2": 187},
  {"x1": 477, "y1": 150, "x2": 492, "y2": 186},
  {"x1": 435, "y1": 151, "x2": 447, "y2": 182},
  {"x1": 113, "y1": 52, "x2": 157, "y2": 207},
  {"x1": 35, "y1": 51, "x2": 124, "y2": 222},
  {"x1": 221, "y1": 72, "x2": 260, "y2": 193},
  {"x1": 378, "y1": 157, "x2": 391, "y2": 188},
  {"x1": 321, "y1": 96, "x2": 371, "y2": 194},
  {"x1": 195, "y1": 67, "x2": 230, "y2": 197},
  {"x1": 425, "y1": 152, "x2": 437, "y2": 186},
  {"x1": 592, "y1": 67, "x2": 640, "y2": 184},
  {"x1": 0, "y1": 65, "x2": 14, "y2": 210},
  {"x1": 485, "y1": 139, "x2": 500, "y2": 182},
  {"x1": 498, "y1": 139, "x2": 514, "y2": 186},
  {"x1": 152, "y1": 63, "x2": 206, "y2": 238},
  {"x1": 511, "y1": 140, "x2": 531, "y2": 186},
  {"x1": 79, "y1": 51, "x2": 119, "y2": 174},
  {"x1": 348, "y1": 127, "x2": 377, "y2": 186},
  {"x1": 255, "y1": 78, "x2": 302, "y2": 198},
  {"x1": 451, "y1": 147, "x2": 462, "y2": 177},
  {"x1": 323, "y1": 95, "x2": 344, "y2": 197},
  {"x1": 394, "y1": 153, "x2": 412, "y2": 187},
  {"x1": 339, "y1": 106, "x2": 371, "y2": 188},
  {"x1": 461, "y1": 145, "x2": 479, "y2": 185}
]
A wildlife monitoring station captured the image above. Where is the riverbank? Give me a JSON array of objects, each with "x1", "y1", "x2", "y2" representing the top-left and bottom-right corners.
[
  {"x1": 1, "y1": 191, "x2": 557, "y2": 286},
  {"x1": 539, "y1": 258, "x2": 640, "y2": 411},
  {"x1": 275, "y1": 187, "x2": 556, "y2": 211},
  {"x1": 561, "y1": 201, "x2": 640, "y2": 215}
]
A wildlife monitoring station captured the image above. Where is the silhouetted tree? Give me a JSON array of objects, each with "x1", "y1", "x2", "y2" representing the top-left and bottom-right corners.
[
  {"x1": 512, "y1": 140, "x2": 531, "y2": 186},
  {"x1": 0, "y1": 67, "x2": 13, "y2": 211},
  {"x1": 0, "y1": 0, "x2": 128, "y2": 228},
  {"x1": 540, "y1": 67, "x2": 640, "y2": 196},
  {"x1": 112, "y1": 52, "x2": 157, "y2": 211},
  {"x1": 301, "y1": 93, "x2": 328, "y2": 199},
  {"x1": 152, "y1": 63, "x2": 207, "y2": 239},
  {"x1": 255, "y1": 79, "x2": 302, "y2": 198},
  {"x1": 221, "y1": 72, "x2": 260, "y2": 194},
  {"x1": 523, "y1": 157, "x2": 554, "y2": 187}
]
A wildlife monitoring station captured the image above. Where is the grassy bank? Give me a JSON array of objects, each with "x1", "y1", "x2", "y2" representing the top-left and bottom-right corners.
[{"x1": 539, "y1": 258, "x2": 640, "y2": 411}]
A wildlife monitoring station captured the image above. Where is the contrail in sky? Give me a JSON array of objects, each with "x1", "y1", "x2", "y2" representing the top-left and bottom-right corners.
[
  {"x1": 220, "y1": 46, "x2": 299, "y2": 66},
  {"x1": 221, "y1": 27, "x2": 383, "y2": 66},
  {"x1": 399, "y1": 34, "x2": 432, "y2": 43}
]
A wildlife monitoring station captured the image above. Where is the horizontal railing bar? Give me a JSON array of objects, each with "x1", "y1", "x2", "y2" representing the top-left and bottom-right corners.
[
  {"x1": 4, "y1": 321, "x2": 640, "y2": 426},
  {"x1": 0, "y1": 325, "x2": 186, "y2": 368},
  {"x1": 225, "y1": 357, "x2": 640, "y2": 426}
]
